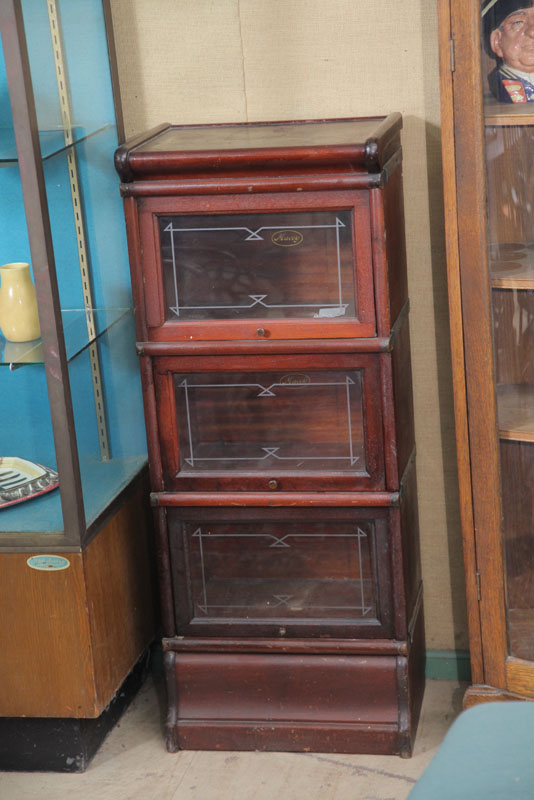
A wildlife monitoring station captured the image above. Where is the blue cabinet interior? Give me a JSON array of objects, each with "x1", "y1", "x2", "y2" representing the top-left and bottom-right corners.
[{"x1": 0, "y1": 0, "x2": 146, "y2": 536}]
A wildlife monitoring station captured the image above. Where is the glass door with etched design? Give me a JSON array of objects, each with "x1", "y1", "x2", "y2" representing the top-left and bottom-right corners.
[
  {"x1": 137, "y1": 192, "x2": 376, "y2": 341},
  {"x1": 154, "y1": 354, "x2": 385, "y2": 493},
  {"x1": 159, "y1": 210, "x2": 354, "y2": 321},
  {"x1": 167, "y1": 507, "x2": 394, "y2": 639}
]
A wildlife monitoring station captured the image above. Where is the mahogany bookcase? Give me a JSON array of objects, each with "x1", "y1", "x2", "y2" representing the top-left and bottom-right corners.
[{"x1": 116, "y1": 114, "x2": 424, "y2": 755}]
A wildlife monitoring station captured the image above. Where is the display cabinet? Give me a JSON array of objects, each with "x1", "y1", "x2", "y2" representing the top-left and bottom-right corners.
[
  {"x1": 438, "y1": 0, "x2": 534, "y2": 704},
  {"x1": 116, "y1": 115, "x2": 424, "y2": 756},
  {"x1": 0, "y1": 0, "x2": 154, "y2": 771}
]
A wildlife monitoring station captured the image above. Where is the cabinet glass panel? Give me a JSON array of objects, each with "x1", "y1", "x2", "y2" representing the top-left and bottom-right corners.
[
  {"x1": 158, "y1": 210, "x2": 356, "y2": 322},
  {"x1": 182, "y1": 519, "x2": 377, "y2": 623},
  {"x1": 68, "y1": 312, "x2": 147, "y2": 528},
  {"x1": 0, "y1": 2, "x2": 146, "y2": 542},
  {"x1": 174, "y1": 369, "x2": 365, "y2": 475},
  {"x1": 0, "y1": 360, "x2": 60, "y2": 532},
  {"x1": 482, "y1": 3, "x2": 534, "y2": 661},
  {"x1": 167, "y1": 506, "x2": 395, "y2": 638},
  {"x1": 22, "y1": 0, "x2": 114, "y2": 152},
  {"x1": 0, "y1": 33, "x2": 62, "y2": 533}
]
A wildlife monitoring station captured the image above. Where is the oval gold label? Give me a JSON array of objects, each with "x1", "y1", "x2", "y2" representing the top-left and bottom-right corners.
[
  {"x1": 271, "y1": 230, "x2": 303, "y2": 247},
  {"x1": 279, "y1": 373, "x2": 311, "y2": 385}
]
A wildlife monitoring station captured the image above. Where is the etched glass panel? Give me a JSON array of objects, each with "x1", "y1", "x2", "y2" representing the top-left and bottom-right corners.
[
  {"x1": 184, "y1": 519, "x2": 377, "y2": 622},
  {"x1": 158, "y1": 210, "x2": 356, "y2": 321},
  {"x1": 174, "y1": 369, "x2": 366, "y2": 474}
]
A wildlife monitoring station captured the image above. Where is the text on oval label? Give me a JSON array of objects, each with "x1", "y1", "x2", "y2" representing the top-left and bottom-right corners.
[
  {"x1": 27, "y1": 555, "x2": 70, "y2": 571},
  {"x1": 271, "y1": 230, "x2": 304, "y2": 247},
  {"x1": 279, "y1": 373, "x2": 311, "y2": 385}
]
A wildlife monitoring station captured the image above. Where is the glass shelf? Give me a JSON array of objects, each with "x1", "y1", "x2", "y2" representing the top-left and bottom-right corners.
[
  {"x1": 0, "y1": 124, "x2": 112, "y2": 166},
  {"x1": 0, "y1": 307, "x2": 130, "y2": 367},
  {"x1": 498, "y1": 384, "x2": 534, "y2": 442},
  {"x1": 0, "y1": 453, "x2": 147, "y2": 535}
]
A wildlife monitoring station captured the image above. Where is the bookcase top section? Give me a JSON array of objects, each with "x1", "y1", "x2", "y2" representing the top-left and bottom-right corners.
[{"x1": 115, "y1": 114, "x2": 402, "y2": 183}]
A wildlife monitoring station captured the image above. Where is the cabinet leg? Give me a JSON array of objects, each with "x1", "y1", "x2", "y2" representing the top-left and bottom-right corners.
[
  {"x1": 463, "y1": 684, "x2": 528, "y2": 709},
  {"x1": 164, "y1": 649, "x2": 180, "y2": 752}
]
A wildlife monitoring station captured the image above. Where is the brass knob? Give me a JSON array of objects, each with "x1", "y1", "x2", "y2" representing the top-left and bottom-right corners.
[
  {"x1": 257, "y1": 327, "x2": 266, "y2": 337},
  {"x1": 268, "y1": 479, "x2": 279, "y2": 490}
]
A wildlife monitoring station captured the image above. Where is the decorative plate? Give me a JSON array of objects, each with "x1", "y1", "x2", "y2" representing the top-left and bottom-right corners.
[{"x1": 0, "y1": 457, "x2": 59, "y2": 509}]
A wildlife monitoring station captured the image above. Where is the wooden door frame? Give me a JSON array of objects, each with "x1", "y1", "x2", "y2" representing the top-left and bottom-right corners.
[{"x1": 438, "y1": 0, "x2": 508, "y2": 690}]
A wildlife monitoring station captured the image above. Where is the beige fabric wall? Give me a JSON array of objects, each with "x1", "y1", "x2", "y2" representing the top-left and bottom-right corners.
[{"x1": 110, "y1": 0, "x2": 468, "y2": 651}]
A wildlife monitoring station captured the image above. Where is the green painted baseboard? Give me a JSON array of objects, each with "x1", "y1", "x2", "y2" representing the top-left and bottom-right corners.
[{"x1": 425, "y1": 649, "x2": 472, "y2": 681}]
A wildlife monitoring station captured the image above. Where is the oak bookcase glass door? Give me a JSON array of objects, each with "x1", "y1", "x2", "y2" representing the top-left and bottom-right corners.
[{"x1": 483, "y1": 3, "x2": 534, "y2": 662}]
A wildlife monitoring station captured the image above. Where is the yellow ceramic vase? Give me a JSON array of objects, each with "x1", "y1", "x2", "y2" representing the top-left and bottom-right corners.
[{"x1": 0, "y1": 262, "x2": 41, "y2": 342}]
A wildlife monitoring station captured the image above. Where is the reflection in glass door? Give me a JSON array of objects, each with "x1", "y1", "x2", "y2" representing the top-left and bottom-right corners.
[
  {"x1": 158, "y1": 210, "x2": 356, "y2": 322},
  {"x1": 174, "y1": 369, "x2": 366, "y2": 476},
  {"x1": 485, "y1": 114, "x2": 534, "y2": 660},
  {"x1": 184, "y1": 520, "x2": 378, "y2": 623}
]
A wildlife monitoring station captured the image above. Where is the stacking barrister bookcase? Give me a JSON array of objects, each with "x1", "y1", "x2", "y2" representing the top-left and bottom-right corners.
[{"x1": 115, "y1": 114, "x2": 424, "y2": 757}]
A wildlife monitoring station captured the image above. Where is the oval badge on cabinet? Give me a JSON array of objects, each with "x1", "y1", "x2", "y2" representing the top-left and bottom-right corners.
[
  {"x1": 271, "y1": 230, "x2": 304, "y2": 247},
  {"x1": 27, "y1": 555, "x2": 70, "y2": 571}
]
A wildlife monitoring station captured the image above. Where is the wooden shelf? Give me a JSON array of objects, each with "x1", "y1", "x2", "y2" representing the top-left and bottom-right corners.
[
  {"x1": 485, "y1": 99, "x2": 534, "y2": 127},
  {"x1": 490, "y1": 244, "x2": 534, "y2": 289},
  {"x1": 498, "y1": 384, "x2": 534, "y2": 442},
  {"x1": 508, "y1": 609, "x2": 534, "y2": 662}
]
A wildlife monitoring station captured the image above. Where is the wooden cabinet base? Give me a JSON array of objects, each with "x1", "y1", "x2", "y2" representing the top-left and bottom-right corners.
[
  {"x1": 167, "y1": 715, "x2": 403, "y2": 757},
  {"x1": 162, "y1": 605, "x2": 424, "y2": 757},
  {"x1": 0, "y1": 472, "x2": 156, "y2": 718}
]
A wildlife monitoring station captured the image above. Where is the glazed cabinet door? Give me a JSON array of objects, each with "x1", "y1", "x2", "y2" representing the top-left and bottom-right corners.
[
  {"x1": 166, "y1": 506, "x2": 395, "y2": 639},
  {"x1": 135, "y1": 191, "x2": 376, "y2": 341},
  {"x1": 152, "y1": 353, "x2": 385, "y2": 493},
  {"x1": 442, "y1": 0, "x2": 534, "y2": 697}
]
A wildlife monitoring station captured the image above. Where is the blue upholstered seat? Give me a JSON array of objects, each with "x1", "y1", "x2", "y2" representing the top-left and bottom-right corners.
[{"x1": 408, "y1": 701, "x2": 534, "y2": 799}]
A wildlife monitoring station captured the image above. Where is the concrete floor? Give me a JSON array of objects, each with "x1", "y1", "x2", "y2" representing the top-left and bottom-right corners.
[{"x1": 0, "y1": 677, "x2": 466, "y2": 800}]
